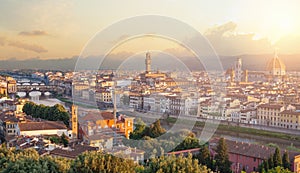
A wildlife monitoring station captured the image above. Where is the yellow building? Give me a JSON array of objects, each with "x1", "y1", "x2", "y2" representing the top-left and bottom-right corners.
[
  {"x1": 294, "y1": 155, "x2": 300, "y2": 173},
  {"x1": 6, "y1": 79, "x2": 17, "y2": 95},
  {"x1": 80, "y1": 111, "x2": 134, "y2": 138},
  {"x1": 84, "y1": 133, "x2": 113, "y2": 149},
  {"x1": 279, "y1": 110, "x2": 300, "y2": 130},
  {"x1": 95, "y1": 89, "x2": 112, "y2": 102},
  {"x1": 257, "y1": 104, "x2": 285, "y2": 126}
]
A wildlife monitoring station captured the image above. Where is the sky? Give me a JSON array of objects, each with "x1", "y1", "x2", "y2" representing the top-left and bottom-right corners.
[{"x1": 0, "y1": 0, "x2": 300, "y2": 60}]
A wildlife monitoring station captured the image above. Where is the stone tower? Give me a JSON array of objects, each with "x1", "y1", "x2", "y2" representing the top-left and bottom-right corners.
[
  {"x1": 234, "y1": 58, "x2": 242, "y2": 82},
  {"x1": 71, "y1": 104, "x2": 78, "y2": 139},
  {"x1": 145, "y1": 52, "x2": 151, "y2": 73}
]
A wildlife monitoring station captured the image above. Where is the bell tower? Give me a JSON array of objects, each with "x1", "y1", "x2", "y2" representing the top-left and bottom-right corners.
[{"x1": 71, "y1": 104, "x2": 78, "y2": 139}]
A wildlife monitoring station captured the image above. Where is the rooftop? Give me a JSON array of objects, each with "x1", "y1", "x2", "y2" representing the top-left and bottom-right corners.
[{"x1": 19, "y1": 121, "x2": 67, "y2": 131}]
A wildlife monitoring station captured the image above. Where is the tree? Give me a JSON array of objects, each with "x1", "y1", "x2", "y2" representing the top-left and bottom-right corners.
[
  {"x1": 60, "y1": 133, "x2": 69, "y2": 147},
  {"x1": 148, "y1": 120, "x2": 166, "y2": 138},
  {"x1": 121, "y1": 95, "x2": 130, "y2": 105},
  {"x1": 273, "y1": 147, "x2": 282, "y2": 167},
  {"x1": 52, "y1": 157, "x2": 72, "y2": 173},
  {"x1": 0, "y1": 146, "x2": 60, "y2": 172},
  {"x1": 130, "y1": 118, "x2": 147, "y2": 140},
  {"x1": 69, "y1": 151, "x2": 137, "y2": 173},
  {"x1": 215, "y1": 138, "x2": 232, "y2": 173},
  {"x1": 22, "y1": 102, "x2": 70, "y2": 126},
  {"x1": 267, "y1": 166, "x2": 292, "y2": 173},
  {"x1": 195, "y1": 145, "x2": 212, "y2": 168},
  {"x1": 173, "y1": 132, "x2": 201, "y2": 151},
  {"x1": 282, "y1": 151, "x2": 290, "y2": 170},
  {"x1": 263, "y1": 159, "x2": 269, "y2": 171},
  {"x1": 2, "y1": 157, "x2": 60, "y2": 173},
  {"x1": 268, "y1": 155, "x2": 274, "y2": 169},
  {"x1": 145, "y1": 153, "x2": 210, "y2": 173}
]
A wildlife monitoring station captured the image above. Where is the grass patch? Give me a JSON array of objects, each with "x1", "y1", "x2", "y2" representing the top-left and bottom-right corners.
[
  {"x1": 286, "y1": 145, "x2": 300, "y2": 152},
  {"x1": 266, "y1": 143, "x2": 279, "y2": 148},
  {"x1": 165, "y1": 117, "x2": 300, "y2": 141}
]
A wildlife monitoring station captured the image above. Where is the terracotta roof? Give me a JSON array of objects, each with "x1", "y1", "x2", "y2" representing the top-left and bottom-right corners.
[
  {"x1": 19, "y1": 121, "x2": 67, "y2": 131},
  {"x1": 0, "y1": 113, "x2": 19, "y2": 122},
  {"x1": 87, "y1": 134, "x2": 113, "y2": 141},
  {"x1": 81, "y1": 111, "x2": 115, "y2": 122},
  {"x1": 210, "y1": 138, "x2": 300, "y2": 160},
  {"x1": 257, "y1": 104, "x2": 284, "y2": 109},
  {"x1": 279, "y1": 110, "x2": 300, "y2": 116},
  {"x1": 50, "y1": 145, "x2": 97, "y2": 159}
]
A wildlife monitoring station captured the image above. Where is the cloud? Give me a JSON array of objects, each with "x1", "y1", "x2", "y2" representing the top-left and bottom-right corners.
[
  {"x1": 0, "y1": 37, "x2": 7, "y2": 46},
  {"x1": 110, "y1": 34, "x2": 131, "y2": 44},
  {"x1": 8, "y1": 41, "x2": 48, "y2": 53},
  {"x1": 204, "y1": 22, "x2": 273, "y2": 55},
  {"x1": 18, "y1": 30, "x2": 48, "y2": 36},
  {"x1": 205, "y1": 22, "x2": 237, "y2": 38},
  {"x1": 274, "y1": 35, "x2": 300, "y2": 54}
]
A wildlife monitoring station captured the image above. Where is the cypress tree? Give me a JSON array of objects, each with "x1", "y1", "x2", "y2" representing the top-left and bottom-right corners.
[
  {"x1": 215, "y1": 138, "x2": 232, "y2": 173},
  {"x1": 268, "y1": 155, "x2": 274, "y2": 169},
  {"x1": 273, "y1": 147, "x2": 282, "y2": 167},
  {"x1": 282, "y1": 151, "x2": 290, "y2": 170},
  {"x1": 148, "y1": 120, "x2": 166, "y2": 138},
  {"x1": 195, "y1": 145, "x2": 211, "y2": 167},
  {"x1": 263, "y1": 159, "x2": 269, "y2": 171}
]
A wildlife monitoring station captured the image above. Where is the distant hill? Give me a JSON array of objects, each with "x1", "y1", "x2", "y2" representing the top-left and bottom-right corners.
[{"x1": 0, "y1": 54, "x2": 299, "y2": 71}]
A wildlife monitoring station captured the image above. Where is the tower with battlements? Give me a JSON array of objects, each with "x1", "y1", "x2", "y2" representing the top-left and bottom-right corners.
[{"x1": 145, "y1": 52, "x2": 151, "y2": 73}]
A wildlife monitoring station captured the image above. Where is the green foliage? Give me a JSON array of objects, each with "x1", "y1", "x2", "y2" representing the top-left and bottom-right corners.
[
  {"x1": 22, "y1": 102, "x2": 70, "y2": 126},
  {"x1": 2, "y1": 157, "x2": 59, "y2": 173},
  {"x1": 60, "y1": 133, "x2": 69, "y2": 147},
  {"x1": 50, "y1": 136, "x2": 60, "y2": 144},
  {"x1": 268, "y1": 155, "x2": 274, "y2": 169},
  {"x1": 273, "y1": 148, "x2": 282, "y2": 167},
  {"x1": 0, "y1": 143, "x2": 216, "y2": 173},
  {"x1": 263, "y1": 159, "x2": 269, "y2": 171},
  {"x1": 259, "y1": 149, "x2": 291, "y2": 173},
  {"x1": 69, "y1": 151, "x2": 137, "y2": 173},
  {"x1": 282, "y1": 151, "x2": 290, "y2": 170},
  {"x1": 126, "y1": 128, "x2": 202, "y2": 159},
  {"x1": 52, "y1": 157, "x2": 71, "y2": 173},
  {"x1": 130, "y1": 119, "x2": 166, "y2": 139},
  {"x1": 0, "y1": 145, "x2": 62, "y2": 172},
  {"x1": 148, "y1": 120, "x2": 166, "y2": 138},
  {"x1": 165, "y1": 117, "x2": 300, "y2": 141},
  {"x1": 215, "y1": 138, "x2": 232, "y2": 173},
  {"x1": 194, "y1": 146, "x2": 213, "y2": 169},
  {"x1": 144, "y1": 153, "x2": 210, "y2": 173},
  {"x1": 286, "y1": 145, "x2": 300, "y2": 152},
  {"x1": 267, "y1": 166, "x2": 292, "y2": 173},
  {"x1": 267, "y1": 143, "x2": 279, "y2": 148},
  {"x1": 172, "y1": 132, "x2": 201, "y2": 151},
  {"x1": 121, "y1": 95, "x2": 130, "y2": 105},
  {"x1": 130, "y1": 118, "x2": 148, "y2": 140},
  {"x1": 49, "y1": 135, "x2": 69, "y2": 147}
]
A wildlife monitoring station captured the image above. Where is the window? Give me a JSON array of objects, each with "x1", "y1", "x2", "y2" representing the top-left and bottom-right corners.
[
  {"x1": 128, "y1": 121, "x2": 131, "y2": 127},
  {"x1": 254, "y1": 158, "x2": 256, "y2": 162},
  {"x1": 253, "y1": 167, "x2": 256, "y2": 171}
]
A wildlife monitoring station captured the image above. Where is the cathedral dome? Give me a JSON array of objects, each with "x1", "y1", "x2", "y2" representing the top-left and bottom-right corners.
[{"x1": 266, "y1": 54, "x2": 286, "y2": 76}]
